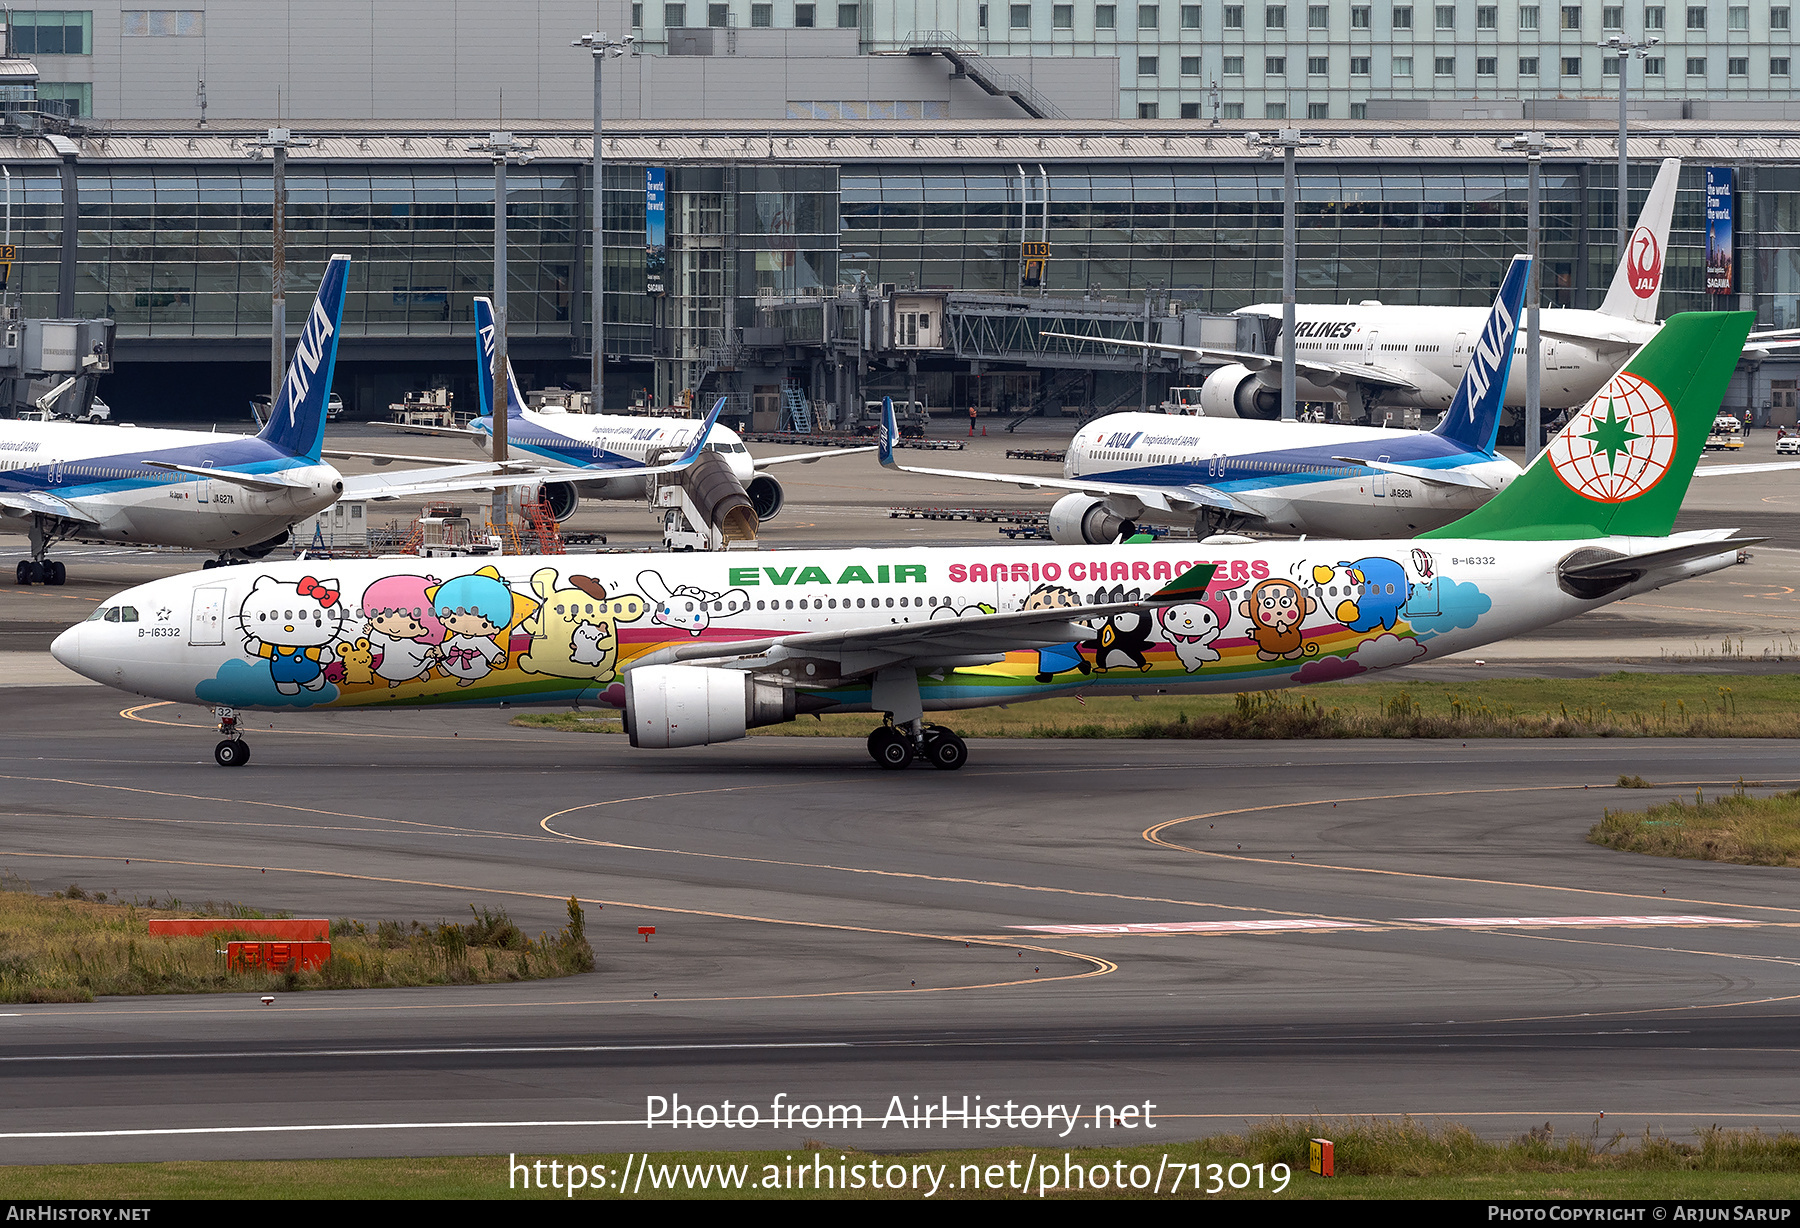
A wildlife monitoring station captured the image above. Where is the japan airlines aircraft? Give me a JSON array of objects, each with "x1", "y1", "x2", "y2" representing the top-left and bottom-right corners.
[
  {"x1": 1051, "y1": 158, "x2": 1791, "y2": 421},
  {"x1": 339, "y1": 298, "x2": 872, "y2": 523},
  {"x1": 2, "y1": 256, "x2": 349, "y2": 586},
  {"x1": 884, "y1": 255, "x2": 1533, "y2": 541},
  {"x1": 57, "y1": 311, "x2": 1762, "y2": 772}
]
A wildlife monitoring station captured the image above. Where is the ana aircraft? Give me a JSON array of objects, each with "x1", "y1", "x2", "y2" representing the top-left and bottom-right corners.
[
  {"x1": 1051, "y1": 158, "x2": 1791, "y2": 421},
  {"x1": 3, "y1": 256, "x2": 349, "y2": 585},
  {"x1": 339, "y1": 297, "x2": 871, "y2": 523},
  {"x1": 57, "y1": 311, "x2": 1762, "y2": 772},
  {"x1": 882, "y1": 255, "x2": 1532, "y2": 541}
]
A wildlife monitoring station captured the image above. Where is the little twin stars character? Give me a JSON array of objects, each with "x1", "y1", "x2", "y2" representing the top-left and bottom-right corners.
[{"x1": 430, "y1": 566, "x2": 515, "y2": 686}]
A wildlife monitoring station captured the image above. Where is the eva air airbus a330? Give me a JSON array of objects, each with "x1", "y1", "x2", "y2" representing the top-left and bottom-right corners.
[{"x1": 55, "y1": 312, "x2": 1761, "y2": 771}]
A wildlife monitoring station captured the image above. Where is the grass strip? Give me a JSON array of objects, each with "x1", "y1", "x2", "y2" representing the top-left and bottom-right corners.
[
  {"x1": 0, "y1": 873, "x2": 595, "y2": 1002},
  {"x1": 2, "y1": 1120, "x2": 1798, "y2": 1199},
  {"x1": 514, "y1": 672, "x2": 1800, "y2": 740},
  {"x1": 1591, "y1": 781, "x2": 1800, "y2": 867}
]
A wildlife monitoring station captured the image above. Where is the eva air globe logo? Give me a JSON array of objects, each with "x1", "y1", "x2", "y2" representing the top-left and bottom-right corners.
[{"x1": 1548, "y1": 372, "x2": 1678, "y2": 503}]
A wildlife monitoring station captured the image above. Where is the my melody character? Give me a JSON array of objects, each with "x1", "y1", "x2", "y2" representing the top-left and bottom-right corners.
[
  {"x1": 358, "y1": 574, "x2": 444, "y2": 689},
  {"x1": 430, "y1": 566, "x2": 516, "y2": 687},
  {"x1": 1158, "y1": 598, "x2": 1227, "y2": 672},
  {"x1": 238, "y1": 574, "x2": 349, "y2": 694}
]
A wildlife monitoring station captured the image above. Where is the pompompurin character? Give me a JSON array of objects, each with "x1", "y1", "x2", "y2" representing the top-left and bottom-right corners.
[
  {"x1": 236, "y1": 573, "x2": 349, "y2": 694},
  {"x1": 429, "y1": 566, "x2": 516, "y2": 686},
  {"x1": 359, "y1": 573, "x2": 444, "y2": 689}
]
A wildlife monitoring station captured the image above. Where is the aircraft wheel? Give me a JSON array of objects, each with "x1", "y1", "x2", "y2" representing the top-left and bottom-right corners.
[
  {"x1": 15, "y1": 560, "x2": 32, "y2": 585},
  {"x1": 213, "y1": 739, "x2": 250, "y2": 768},
  {"x1": 45, "y1": 561, "x2": 65, "y2": 586},
  {"x1": 869, "y1": 726, "x2": 912, "y2": 770},
  {"x1": 19, "y1": 560, "x2": 43, "y2": 585},
  {"x1": 924, "y1": 726, "x2": 968, "y2": 771}
]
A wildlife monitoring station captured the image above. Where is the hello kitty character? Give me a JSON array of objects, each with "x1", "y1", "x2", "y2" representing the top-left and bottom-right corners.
[
  {"x1": 237, "y1": 574, "x2": 349, "y2": 694},
  {"x1": 1158, "y1": 601, "x2": 1225, "y2": 672}
]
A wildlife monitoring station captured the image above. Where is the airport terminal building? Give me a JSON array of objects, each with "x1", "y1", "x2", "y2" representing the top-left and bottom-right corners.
[{"x1": 1, "y1": 0, "x2": 1797, "y2": 418}]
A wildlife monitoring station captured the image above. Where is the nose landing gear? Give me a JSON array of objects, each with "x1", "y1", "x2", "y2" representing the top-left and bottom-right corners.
[{"x1": 212, "y1": 707, "x2": 251, "y2": 767}]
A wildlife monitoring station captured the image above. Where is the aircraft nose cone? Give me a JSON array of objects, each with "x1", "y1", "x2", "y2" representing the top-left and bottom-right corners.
[{"x1": 50, "y1": 623, "x2": 84, "y2": 675}]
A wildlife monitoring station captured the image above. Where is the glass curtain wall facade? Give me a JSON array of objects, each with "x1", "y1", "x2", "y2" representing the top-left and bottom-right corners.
[{"x1": 12, "y1": 154, "x2": 1800, "y2": 346}]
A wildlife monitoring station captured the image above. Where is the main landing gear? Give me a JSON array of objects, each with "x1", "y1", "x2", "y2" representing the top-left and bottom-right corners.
[
  {"x1": 213, "y1": 707, "x2": 251, "y2": 768},
  {"x1": 866, "y1": 721, "x2": 968, "y2": 771},
  {"x1": 14, "y1": 559, "x2": 66, "y2": 585}
]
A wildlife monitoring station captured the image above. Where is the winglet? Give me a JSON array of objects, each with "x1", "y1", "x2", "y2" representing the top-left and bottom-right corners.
[
  {"x1": 1153, "y1": 562, "x2": 1218, "y2": 603},
  {"x1": 878, "y1": 396, "x2": 898, "y2": 468},
  {"x1": 670, "y1": 397, "x2": 726, "y2": 469},
  {"x1": 257, "y1": 253, "x2": 349, "y2": 461}
]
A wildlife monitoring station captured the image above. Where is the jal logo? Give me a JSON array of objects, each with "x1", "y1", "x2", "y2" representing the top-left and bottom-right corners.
[
  {"x1": 1547, "y1": 371, "x2": 1677, "y2": 503},
  {"x1": 1627, "y1": 226, "x2": 1662, "y2": 299}
]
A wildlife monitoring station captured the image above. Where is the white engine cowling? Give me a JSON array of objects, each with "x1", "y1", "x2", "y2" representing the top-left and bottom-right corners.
[
  {"x1": 746, "y1": 474, "x2": 783, "y2": 521},
  {"x1": 1048, "y1": 493, "x2": 1138, "y2": 545},
  {"x1": 623, "y1": 664, "x2": 797, "y2": 748},
  {"x1": 522, "y1": 480, "x2": 580, "y2": 522},
  {"x1": 1199, "y1": 363, "x2": 1282, "y2": 420}
]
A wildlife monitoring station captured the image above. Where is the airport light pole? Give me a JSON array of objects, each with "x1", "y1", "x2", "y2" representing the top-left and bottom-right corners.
[
  {"x1": 1250, "y1": 128, "x2": 1319, "y2": 422},
  {"x1": 468, "y1": 130, "x2": 535, "y2": 532},
  {"x1": 1598, "y1": 33, "x2": 1659, "y2": 256},
  {"x1": 1505, "y1": 132, "x2": 1567, "y2": 457},
  {"x1": 573, "y1": 31, "x2": 632, "y2": 411},
  {"x1": 249, "y1": 127, "x2": 313, "y2": 411}
]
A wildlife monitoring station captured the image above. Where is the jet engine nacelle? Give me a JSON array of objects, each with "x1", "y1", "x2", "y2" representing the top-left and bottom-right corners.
[
  {"x1": 1199, "y1": 363, "x2": 1282, "y2": 420},
  {"x1": 746, "y1": 474, "x2": 783, "y2": 521},
  {"x1": 523, "y1": 480, "x2": 580, "y2": 522},
  {"x1": 623, "y1": 664, "x2": 797, "y2": 748},
  {"x1": 1047, "y1": 493, "x2": 1138, "y2": 545}
]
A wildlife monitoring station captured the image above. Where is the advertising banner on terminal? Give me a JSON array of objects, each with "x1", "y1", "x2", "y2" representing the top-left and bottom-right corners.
[
  {"x1": 1705, "y1": 166, "x2": 1735, "y2": 296},
  {"x1": 645, "y1": 167, "x2": 667, "y2": 297}
]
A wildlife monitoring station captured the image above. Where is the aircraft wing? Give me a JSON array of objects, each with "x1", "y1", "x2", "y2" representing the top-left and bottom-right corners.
[
  {"x1": 0, "y1": 490, "x2": 102, "y2": 524},
  {"x1": 1692, "y1": 461, "x2": 1800, "y2": 477},
  {"x1": 1037, "y1": 330, "x2": 1420, "y2": 390},
  {"x1": 633, "y1": 564, "x2": 1217, "y2": 678},
  {"x1": 323, "y1": 448, "x2": 484, "y2": 466},
  {"x1": 137, "y1": 461, "x2": 318, "y2": 494},
  {"x1": 370, "y1": 421, "x2": 488, "y2": 440},
  {"x1": 1330, "y1": 456, "x2": 1506, "y2": 491},
  {"x1": 341, "y1": 397, "x2": 727, "y2": 501},
  {"x1": 750, "y1": 445, "x2": 878, "y2": 469},
  {"x1": 876, "y1": 452, "x2": 1257, "y2": 518}
]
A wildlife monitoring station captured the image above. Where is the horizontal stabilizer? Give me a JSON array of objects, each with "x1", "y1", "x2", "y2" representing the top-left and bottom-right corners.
[
  {"x1": 1333, "y1": 457, "x2": 1502, "y2": 491},
  {"x1": 1560, "y1": 537, "x2": 1765, "y2": 580},
  {"x1": 140, "y1": 461, "x2": 313, "y2": 493}
]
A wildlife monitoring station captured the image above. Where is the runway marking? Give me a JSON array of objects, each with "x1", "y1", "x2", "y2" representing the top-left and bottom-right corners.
[
  {"x1": 1012, "y1": 920, "x2": 1372, "y2": 935},
  {"x1": 1407, "y1": 914, "x2": 1754, "y2": 929},
  {"x1": 121, "y1": 700, "x2": 530, "y2": 744},
  {"x1": 1144, "y1": 786, "x2": 1800, "y2": 919},
  {"x1": 0, "y1": 849, "x2": 1117, "y2": 1014},
  {"x1": 0, "y1": 1041, "x2": 852, "y2": 1064},
  {"x1": 1008, "y1": 915, "x2": 1763, "y2": 936}
]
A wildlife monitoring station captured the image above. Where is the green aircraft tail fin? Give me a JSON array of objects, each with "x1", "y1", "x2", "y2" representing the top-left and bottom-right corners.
[{"x1": 1423, "y1": 311, "x2": 1755, "y2": 541}]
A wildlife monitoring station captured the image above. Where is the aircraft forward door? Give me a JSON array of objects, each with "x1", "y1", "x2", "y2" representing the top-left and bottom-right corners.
[
  {"x1": 1362, "y1": 331, "x2": 1379, "y2": 364},
  {"x1": 190, "y1": 586, "x2": 225, "y2": 645},
  {"x1": 195, "y1": 462, "x2": 214, "y2": 505},
  {"x1": 1373, "y1": 454, "x2": 1390, "y2": 498}
]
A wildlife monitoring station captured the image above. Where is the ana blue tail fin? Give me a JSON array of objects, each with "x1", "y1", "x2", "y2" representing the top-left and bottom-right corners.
[
  {"x1": 472, "y1": 296, "x2": 526, "y2": 421},
  {"x1": 1431, "y1": 254, "x2": 1530, "y2": 456},
  {"x1": 878, "y1": 396, "x2": 898, "y2": 467},
  {"x1": 257, "y1": 254, "x2": 349, "y2": 460}
]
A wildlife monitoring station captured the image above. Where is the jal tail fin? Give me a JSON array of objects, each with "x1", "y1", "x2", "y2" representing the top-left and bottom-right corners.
[
  {"x1": 878, "y1": 396, "x2": 898, "y2": 467},
  {"x1": 1423, "y1": 311, "x2": 1755, "y2": 542},
  {"x1": 257, "y1": 254, "x2": 349, "y2": 460},
  {"x1": 1598, "y1": 157, "x2": 1681, "y2": 324},
  {"x1": 1432, "y1": 254, "x2": 1529, "y2": 455},
  {"x1": 472, "y1": 296, "x2": 527, "y2": 420}
]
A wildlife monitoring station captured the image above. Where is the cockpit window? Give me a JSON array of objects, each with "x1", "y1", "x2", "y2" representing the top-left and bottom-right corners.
[
  {"x1": 119, "y1": 606, "x2": 139, "y2": 622},
  {"x1": 87, "y1": 605, "x2": 110, "y2": 622},
  {"x1": 103, "y1": 607, "x2": 122, "y2": 623}
]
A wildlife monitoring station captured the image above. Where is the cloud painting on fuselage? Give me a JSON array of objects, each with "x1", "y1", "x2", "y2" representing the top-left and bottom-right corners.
[
  {"x1": 882, "y1": 255, "x2": 1530, "y2": 540},
  {"x1": 1, "y1": 255, "x2": 350, "y2": 585}
]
